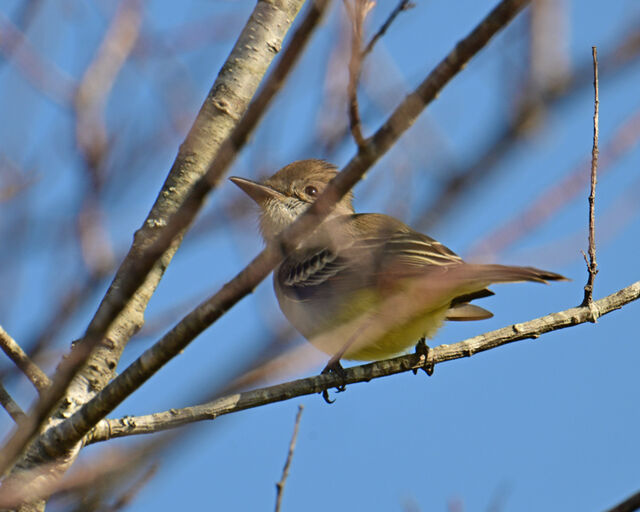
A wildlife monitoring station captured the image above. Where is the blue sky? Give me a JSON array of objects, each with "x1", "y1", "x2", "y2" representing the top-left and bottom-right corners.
[{"x1": 1, "y1": 0, "x2": 640, "y2": 510}]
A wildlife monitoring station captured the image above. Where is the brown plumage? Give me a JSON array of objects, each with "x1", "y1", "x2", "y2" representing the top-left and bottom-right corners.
[{"x1": 231, "y1": 160, "x2": 568, "y2": 362}]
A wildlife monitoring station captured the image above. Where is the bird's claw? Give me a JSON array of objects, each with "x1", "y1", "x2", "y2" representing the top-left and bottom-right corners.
[
  {"x1": 413, "y1": 337, "x2": 434, "y2": 376},
  {"x1": 321, "y1": 360, "x2": 347, "y2": 404}
]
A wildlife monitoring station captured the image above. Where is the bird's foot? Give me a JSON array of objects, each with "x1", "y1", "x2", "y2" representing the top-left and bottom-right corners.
[
  {"x1": 413, "y1": 337, "x2": 434, "y2": 376},
  {"x1": 320, "y1": 359, "x2": 347, "y2": 404}
]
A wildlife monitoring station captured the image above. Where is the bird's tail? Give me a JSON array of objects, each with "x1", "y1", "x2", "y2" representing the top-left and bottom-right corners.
[{"x1": 460, "y1": 264, "x2": 569, "y2": 285}]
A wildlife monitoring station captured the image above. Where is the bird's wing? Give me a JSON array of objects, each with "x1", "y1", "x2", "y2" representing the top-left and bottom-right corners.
[
  {"x1": 276, "y1": 246, "x2": 359, "y2": 303},
  {"x1": 280, "y1": 248, "x2": 347, "y2": 288},
  {"x1": 347, "y1": 213, "x2": 463, "y2": 276},
  {"x1": 277, "y1": 213, "x2": 491, "y2": 305}
]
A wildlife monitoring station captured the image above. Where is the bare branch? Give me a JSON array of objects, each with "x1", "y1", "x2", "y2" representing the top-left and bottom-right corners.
[
  {"x1": 582, "y1": 46, "x2": 599, "y2": 307},
  {"x1": 275, "y1": 405, "x2": 304, "y2": 512},
  {"x1": 85, "y1": 279, "x2": 640, "y2": 443},
  {"x1": 0, "y1": 325, "x2": 50, "y2": 393},
  {"x1": 51, "y1": 0, "x2": 531, "y2": 455},
  {"x1": 0, "y1": 0, "x2": 311, "y2": 480}
]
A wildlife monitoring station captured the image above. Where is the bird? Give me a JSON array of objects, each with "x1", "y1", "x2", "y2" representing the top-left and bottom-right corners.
[{"x1": 230, "y1": 159, "x2": 567, "y2": 372}]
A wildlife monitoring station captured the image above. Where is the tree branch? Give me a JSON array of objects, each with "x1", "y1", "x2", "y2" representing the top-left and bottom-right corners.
[
  {"x1": 85, "y1": 279, "x2": 640, "y2": 443},
  {"x1": 0, "y1": 0, "x2": 309, "y2": 481},
  {"x1": 49, "y1": 0, "x2": 531, "y2": 455},
  {"x1": 414, "y1": 25, "x2": 640, "y2": 232},
  {"x1": 0, "y1": 325, "x2": 50, "y2": 393}
]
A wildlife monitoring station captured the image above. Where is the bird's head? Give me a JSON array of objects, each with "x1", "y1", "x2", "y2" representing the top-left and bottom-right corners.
[{"x1": 230, "y1": 159, "x2": 354, "y2": 241}]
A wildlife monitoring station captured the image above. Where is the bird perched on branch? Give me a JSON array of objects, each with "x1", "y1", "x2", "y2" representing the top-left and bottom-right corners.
[{"x1": 231, "y1": 159, "x2": 567, "y2": 374}]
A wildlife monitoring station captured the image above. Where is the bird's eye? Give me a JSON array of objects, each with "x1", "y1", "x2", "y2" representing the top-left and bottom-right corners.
[{"x1": 304, "y1": 185, "x2": 318, "y2": 198}]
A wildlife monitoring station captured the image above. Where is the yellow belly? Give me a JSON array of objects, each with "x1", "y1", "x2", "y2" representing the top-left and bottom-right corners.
[{"x1": 276, "y1": 284, "x2": 450, "y2": 362}]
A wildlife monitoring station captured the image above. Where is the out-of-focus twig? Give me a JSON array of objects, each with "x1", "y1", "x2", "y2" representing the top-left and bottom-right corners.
[
  {"x1": 0, "y1": 11, "x2": 76, "y2": 105},
  {"x1": 0, "y1": 158, "x2": 39, "y2": 202},
  {"x1": 581, "y1": 46, "x2": 599, "y2": 307},
  {"x1": 72, "y1": 0, "x2": 142, "y2": 284},
  {"x1": 0, "y1": 0, "x2": 44, "y2": 75},
  {"x1": 529, "y1": 0, "x2": 569, "y2": 92},
  {"x1": 274, "y1": 405, "x2": 304, "y2": 512},
  {"x1": 0, "y1": 325, "x2": 51, "y2": 393},
  {"x1": 104, "y1": 462, "x2": 159, "y2": 512},
  {"x1": 467, "y1": 107, "x2": 640, "y2": 260},
  {"x1": 56, "y1": 0, "x2": 531, "y2": 455},
  {"x1": 75, "y1": 0, "x2": 144, "y2": 172},
  {"x1": 23, "y1": 275, "x2": 105, "y2": 363},
  {"x1": 344, "y1": 0, "x2": 374, "y2": 149},
  {"x1": 0, "y1": 0, "x2": 327, "y2": 477},
  {"x1": 133, "y1": 14, "x2": 243, "y2": 59},
  {"x1": 0, "y1": 440, "x2": 160, "y2": 510},
  {"x1": 415, "y1": 24, "x2": 640, "y2": 232}
]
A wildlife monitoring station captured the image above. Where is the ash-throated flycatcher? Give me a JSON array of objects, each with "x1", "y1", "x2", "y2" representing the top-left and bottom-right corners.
[{"x1": 231, "y1": 160, "x2": 566, "y2": 367}]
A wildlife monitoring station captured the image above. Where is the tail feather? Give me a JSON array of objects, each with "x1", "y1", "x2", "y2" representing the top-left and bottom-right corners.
[{"x1": 459, "y1": 264, "x2": 568, "y2": 285}]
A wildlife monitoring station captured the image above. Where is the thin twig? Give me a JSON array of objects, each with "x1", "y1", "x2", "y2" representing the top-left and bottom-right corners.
[
  {"x1": 85, "y1": 279, "x2": 640, "y2": 443},
  {"x1": 467, "y1": 107, "x2": 640, "y2": 260},
  {"x1": 0, "y1": 383, "x2": 26, "y2": 424},
  {"x1": 275, "y1": 405, "x2": 304, "y2": 512},
  {"x1": 582, "y1": 46, "x2": 599, "y2": 307},
  {"x1": 362, "y1": 0, "x2": 414, "y2": 57},
  {"x1": 75, "y1": 0, "x2": 143, "y2": 171},
  {"x1": 414, "y1": 26, "x2": 640, "y2": 232},
  {"x1": 0, "y1": 325, "x2": 51, "y2": 393},
  {"x1": 0, "y1": 0, "x2": 331, "y2": 474},
  {"x1": 106, "y1": 463, "x2": 159, "y2": 512},
  {"x1": 55, "y1": 0, "x2": 531, "y2": 455}
]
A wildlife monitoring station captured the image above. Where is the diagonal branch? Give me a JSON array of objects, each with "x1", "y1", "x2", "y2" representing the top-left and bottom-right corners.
[
  {"x1": 84, "y1": 279, "x2": 640, "y2": 443},
  {"x1": 414, "y1": 25, "x2": 640, "y2": 232},
  {"x1": 47, "y1": 0, "x2": 532, "y2": 456},
  {"x1": 0, "y1": 0, "x2": 311, "y2": 480}
]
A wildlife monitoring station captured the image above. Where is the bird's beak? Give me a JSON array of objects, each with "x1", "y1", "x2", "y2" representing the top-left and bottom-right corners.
[{"x1": 229, "y1": 176, "x2": 285, "y2": 207}]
